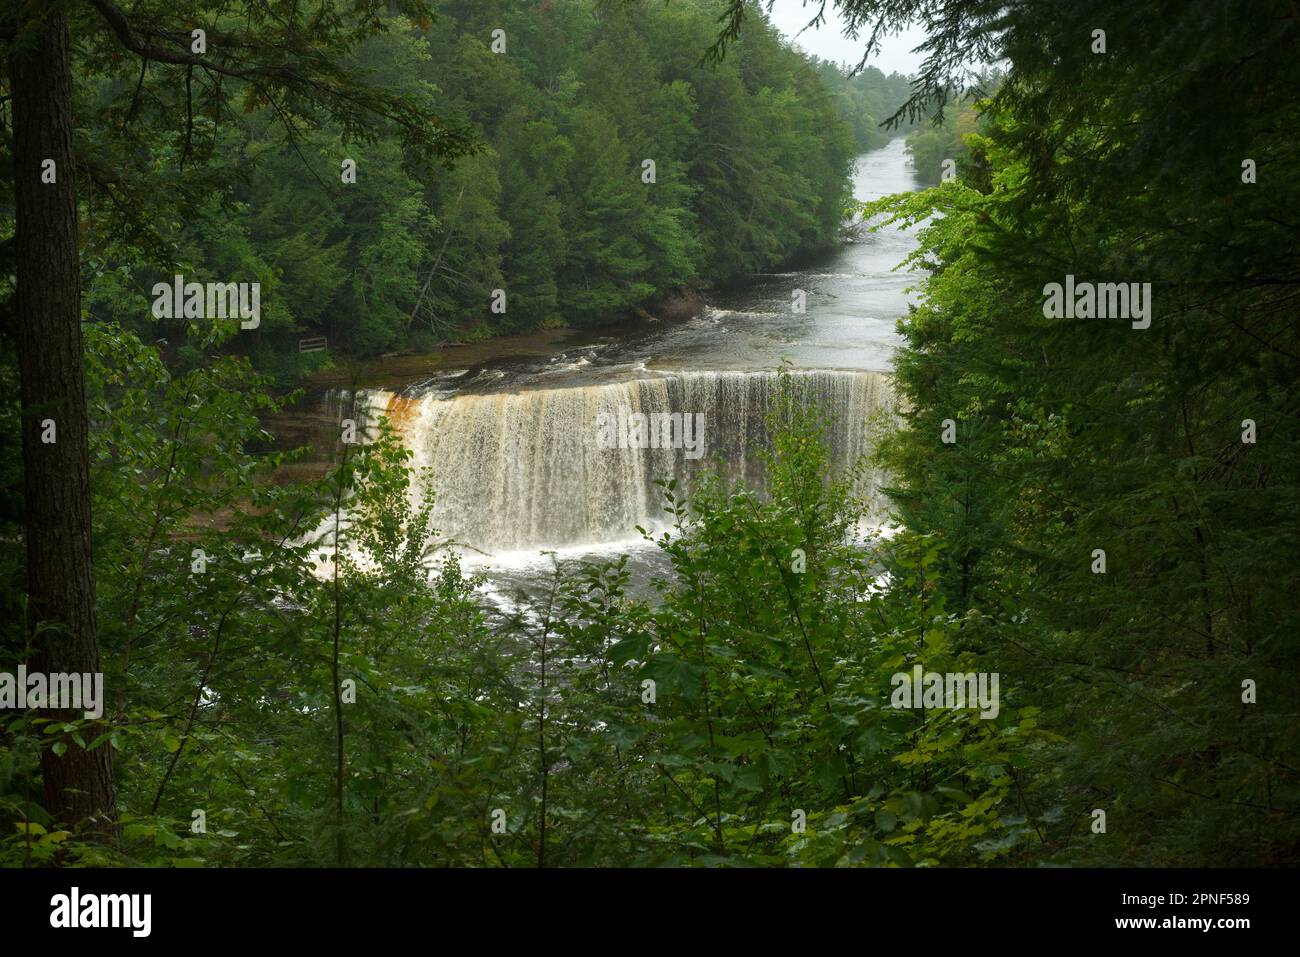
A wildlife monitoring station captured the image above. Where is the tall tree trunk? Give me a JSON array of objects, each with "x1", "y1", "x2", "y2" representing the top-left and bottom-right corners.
[{"x1": 10, "y1": 6, "x2": 117, "y2": 835}]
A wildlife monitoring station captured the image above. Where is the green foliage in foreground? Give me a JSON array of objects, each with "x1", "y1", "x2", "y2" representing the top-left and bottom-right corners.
[
  {"x1": 2, "y1": 345, "x2": 1041, "y2": 866},
  {"x1": 864, "y1": 1, "x2": 1300, "y2": 866}
]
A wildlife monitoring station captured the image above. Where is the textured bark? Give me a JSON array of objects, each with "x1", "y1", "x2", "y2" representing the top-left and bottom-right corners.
[{"x1": 10, "y1": 6, "x2": 117, "y2": 834}]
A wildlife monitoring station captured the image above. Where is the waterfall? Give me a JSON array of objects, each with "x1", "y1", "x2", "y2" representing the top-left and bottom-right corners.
[{"x1": 357, "y1": 370, "x2": 897, "y2": 554}]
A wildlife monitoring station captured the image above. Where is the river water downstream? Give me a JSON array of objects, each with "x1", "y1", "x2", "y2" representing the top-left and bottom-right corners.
[{"x1": 333, "y1": 137, "x2": 923, "y2": 603}]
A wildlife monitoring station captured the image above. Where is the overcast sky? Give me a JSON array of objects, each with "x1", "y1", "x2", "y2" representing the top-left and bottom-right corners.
[{"x1": 765, "y1": 1, "x2": 928, "y2": 76}]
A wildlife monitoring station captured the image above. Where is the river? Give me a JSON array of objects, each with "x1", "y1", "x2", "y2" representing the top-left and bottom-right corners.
[{"x1": 331, "y1": 137, "x2": 922, "y2": 605}]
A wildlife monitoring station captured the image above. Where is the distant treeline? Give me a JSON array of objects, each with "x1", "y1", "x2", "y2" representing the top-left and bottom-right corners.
[
  {"x1": 83, "y1": 0, "x2": 914, "y2": 382},
  {"x1": 811, "y1": 59, "x2": 918, "y2": 152},
  {"x1": 903, "y1": 71, "x2": 1003, "y2": 186}
]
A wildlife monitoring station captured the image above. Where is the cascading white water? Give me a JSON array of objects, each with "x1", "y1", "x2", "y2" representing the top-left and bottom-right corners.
[
  {"x1": 308, "y1": 142, "x2": 917, "y2": 569},
  {"x1": 358, "y1": 370, "x2": 897, "y2": 554}
]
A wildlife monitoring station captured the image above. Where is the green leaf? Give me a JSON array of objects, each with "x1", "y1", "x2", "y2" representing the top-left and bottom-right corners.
[
  {"x1": 608, "y1": 633, "x2": 652, "y2": 667},
  {"x1": 642, "y1": 655, "x2": 704, "y2": 700}
]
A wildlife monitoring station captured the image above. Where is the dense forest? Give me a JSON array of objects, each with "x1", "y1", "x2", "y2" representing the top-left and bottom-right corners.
[
  {"x1": 871, "y1": 0, "x2": 1300, "y2": 863},
  {"x1": 65, "y1": 0, "x2": 916, "y2": 385},
  {"x1": 1, "y1": 0, "x2": 1296, "y2": 875}
]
